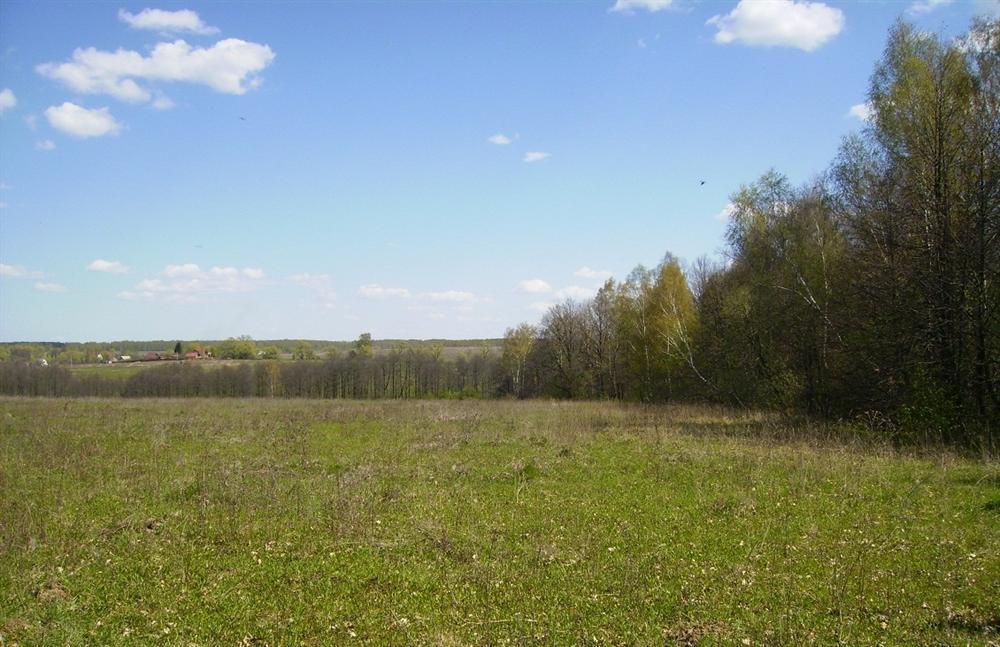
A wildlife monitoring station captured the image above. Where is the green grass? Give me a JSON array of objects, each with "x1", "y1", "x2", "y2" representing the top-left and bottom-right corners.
[
  {"x1": 0, "y1": 398, "x2": 996, "y2": 645},
  {"x1": 66, "y1": 364, "x2": 153, "y2": 379}
]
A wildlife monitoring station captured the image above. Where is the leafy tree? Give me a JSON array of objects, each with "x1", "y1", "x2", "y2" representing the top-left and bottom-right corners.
[
  {"x1": 501, "y1": 323, "x2": 536, "y2": 397},
  {"x1": 292, "y1": 341, "x2": 316, "y2": 360},
  {"x1": 354, "y1": 333, "x2": 373, "y2": 357}
]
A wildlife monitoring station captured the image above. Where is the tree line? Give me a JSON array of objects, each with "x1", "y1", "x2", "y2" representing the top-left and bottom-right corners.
[
  {"x1": 0, "y1": 20, "x2": 996, "y2": 443},
  {"x1": 502, "y1": 20, "x2": 999, "y2": 442}
]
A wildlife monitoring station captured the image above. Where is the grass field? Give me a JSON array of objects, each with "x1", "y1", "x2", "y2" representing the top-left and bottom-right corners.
[{"x1": 0, "y1": 398, "x2": 996, "y2": 645}]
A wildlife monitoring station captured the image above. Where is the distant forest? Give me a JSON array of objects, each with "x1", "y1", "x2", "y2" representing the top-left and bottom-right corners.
[{"x1": 2, "y1": 20, "x2": 997, "y2": 444}]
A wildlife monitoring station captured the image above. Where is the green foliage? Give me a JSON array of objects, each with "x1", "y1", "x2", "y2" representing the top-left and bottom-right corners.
[
  {"x1": 291, "y1": 340, "x2": 316, "y2": 360},
  {"x1": 214, "y1": 336, "x2": 257, "y2": 360},
  {"x1": 354, "y1": 332, "x2": 373, "y2": 357},
  {"x1": 0, "y1": 399, "x2": 996, "y2": 644}
]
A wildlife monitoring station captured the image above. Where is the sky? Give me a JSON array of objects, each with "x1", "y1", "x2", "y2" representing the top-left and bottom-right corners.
[{"x1": 0, "y1": 0, "x2": 996, "y2": 342}]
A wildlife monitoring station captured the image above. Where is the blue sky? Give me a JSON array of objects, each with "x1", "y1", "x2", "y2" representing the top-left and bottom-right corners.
[{"x1": 0, "y1": 0, "x2": 995, "y2": 342}]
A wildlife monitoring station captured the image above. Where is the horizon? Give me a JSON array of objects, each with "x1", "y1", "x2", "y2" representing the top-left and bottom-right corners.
[{"x1": 1, "y1": 0, "x2": 996, "y2": 342}]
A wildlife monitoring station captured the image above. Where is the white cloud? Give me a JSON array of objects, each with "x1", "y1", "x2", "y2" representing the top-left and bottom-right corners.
[
  {"x1": 555, "y1": 285, "x2": 596, "y2": 301},
  {"x1": 118, "y1": 8, "x2": 219, "y2": 35},
  {"x1": 524, "y1": 151, "x2": 550, "y2": 163},
  {"x1": 45, "y1": 103, "x2": 121, "y2": 138},
  {"x1": 422, "y1": 290, "x2": 476, "y2": 303},
  {"x1": 0, "y1": 264, "x2": 44, "y2": 279},
  {"x1": 34, "y1": 282, "x2": 66, "y2": 293},
  {"x1": 87, "y1": 259, "x2": 129, "y2": 273},
  {"x1": 714, "y1": 202, "x2": 736, "y2": 222},
  {"x1": 36, "y1": 139, "x2": 56, "y2": 151},
  {"x1": 529, "y1": 301, "x2": 555, "y2": 313},
  {"x1": 164, "y1": 263, "x2": 201, "y2": 277},
  {"x1": 488, "y1": 133, "x2": 512, "y2": 145},
  {"x1": 610, "y1": 0, "x2": 674, "y2": 13},
  {"x1": 518, "y1": 279, "x2": 552, "y2": 293},
  {"x1": 908, "y1": 0, "x2": 953, "y2": 14},
  {"x1": 706, "y1": 0, "x2": 845, "y2": 52},
  {"x1": 290, "y1": 273, "x2": 336, "y2": 307},
  {"x1": 847, "y1": 102, "x2": 873, "y2": 122},
  {"x1": 358, "y1": 284, "x2": 411, "y2": 299},
  {"x1": 574, "y1": 266, "x2": 612, "y2": 281},
  {"x1": 37, "y1": 38, "x2": 276, "y2": 104},
  {"x1": 119, "y1": 263, "x2": 264, "y2": 301},
  {"x1": 151, "y1": 94, "x2": 175, "y2": 110},
  {"x1": 0, "y1": 88, "x2": 16, "y2": 115}
]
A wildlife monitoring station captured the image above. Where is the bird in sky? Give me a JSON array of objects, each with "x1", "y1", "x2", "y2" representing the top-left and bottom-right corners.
[{"x1": 700, "y1": 180, "x2": 706, "y2": 186}]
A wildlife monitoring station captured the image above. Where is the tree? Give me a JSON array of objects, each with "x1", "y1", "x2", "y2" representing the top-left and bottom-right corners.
[
  {"x1": 174, "y1": 341, "x2": 182, "y2": 355},
  {"x1": 501, "y1": 323, "x2": 536, "y2": 397},
  {"x1": 354, "y1": 333, "x2": 373, "y2": 357},
  {"x1": 292, "y1": 341, "x2": 316, "y2": 360}
]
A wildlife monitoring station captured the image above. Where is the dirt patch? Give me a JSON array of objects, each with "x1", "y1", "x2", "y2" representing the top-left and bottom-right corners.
[
  {"x1": 36, "y1": 579, "x2": 68, "y2": 603},
  {"x1": 663, "y1": 620, "x2": 728, "y2": 645}
]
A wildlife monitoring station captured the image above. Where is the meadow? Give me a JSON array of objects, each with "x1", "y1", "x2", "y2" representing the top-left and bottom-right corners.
[{"x1": 0, "y1": 398, "x2": 996, "y2": 645}]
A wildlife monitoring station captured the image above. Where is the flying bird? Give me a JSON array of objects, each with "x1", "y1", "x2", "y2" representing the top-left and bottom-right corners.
[
  {"x1": 239, "y1": 116, "x2": 247, "y2": 121},
  {"x1": 700, "y1": 180, "x2": 706, "y2": 186}
]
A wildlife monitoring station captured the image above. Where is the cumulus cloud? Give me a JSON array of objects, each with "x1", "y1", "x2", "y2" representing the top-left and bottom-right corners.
[
  {"x1": 358, "y1": 284, "x2": 411, "y2": 299},
  {"x1": 422, "y1": 290, "x2": 476, "y2": 303},
  {"x1": 523, "y1": 151, "x2": 550, "y2": 163},
  {"x1": 518, "y1": 279, "x2": 552, "y2": 293},
  {"x1": 37, "y1": 38, "x2": 275, "y2": 104},
  {"x1": 87, "y1": 259, "x2": 129, "y2": 273},
  {"x1": 488, "y1": 133, "x2": 512, "y2": 145},
  {"x1": 714, "y1": 202, "x2": 737, "y2": 222},
  {"x1": 151, "y1": 94, "x2": 176, "y2": 110},
  {"x1": 0, "y1": 263, "x2": 44, "y2": 279},
  {"x1": 0, "y1": 89, "x2": 16, "y2": 115},
  {"x1": 119, "y1": 263, "x2": 265, "y2": 301},
  {"x1": 847, "y1": 102, "x2": 873, "y2": 121},
  {"x1": 574, "y1": 266, "x2": 612, "y2": 281},
  {"x1": 35, "y1": 282, "x2": 67, "y2": 293},
  {"x1": 45, "y1": 103, "x2": 121, "y2": 138},
  {"x1": 555, "y1": 285, "x2": 596, "y2": 301},
  {"x1": 706, "y1": 0, "x2": 845, "y2": 52},
  {"x1": 609, "y1": 0, "x2": 674, "y2": 13},
  {"x1": 118, "y1": 8, "x2": 219, "y2": 35},
  {"x1": 908, "y1": 0, "x2": 953, "y2": 14}
]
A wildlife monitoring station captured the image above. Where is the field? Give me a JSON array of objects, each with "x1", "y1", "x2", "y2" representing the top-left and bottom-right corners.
[{"x1": 0, "y1": 399, "x2": 997, "y2": 645}]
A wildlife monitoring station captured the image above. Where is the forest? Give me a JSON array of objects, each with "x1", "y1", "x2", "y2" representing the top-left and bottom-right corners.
[{"x1": 1, "y1": 20, "x2": 997, "y2": 445}]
